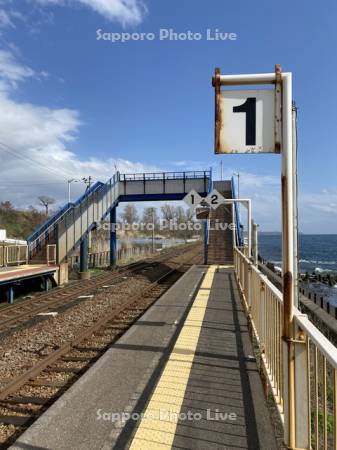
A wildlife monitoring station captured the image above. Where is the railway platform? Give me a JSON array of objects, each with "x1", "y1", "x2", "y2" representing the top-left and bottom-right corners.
[
  {"x1": 0, "y1": 264, "x2": 58, "y2": 283},
  {"x1": 10, "y1": 264, "x2": 277, "y2": 450},
  {"x1": 0, "y1": 264, "x2": 60, "y2": 304}
]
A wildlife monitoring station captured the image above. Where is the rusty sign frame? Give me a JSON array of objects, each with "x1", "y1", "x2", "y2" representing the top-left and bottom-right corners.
[
  {"x1": 212, "y1": 66, "x2": 299, "y2": 449},
  {"x1": 213, "y1": 66, "x2": 282, "y2": 154}
]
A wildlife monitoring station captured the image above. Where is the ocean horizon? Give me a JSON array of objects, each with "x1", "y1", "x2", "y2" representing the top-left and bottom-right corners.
[{"x1": 259, "y1": 233, "x2": 337, "y2": 273}]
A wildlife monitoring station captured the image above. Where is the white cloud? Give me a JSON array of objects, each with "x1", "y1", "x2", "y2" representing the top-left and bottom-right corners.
[
  {"x1": 0, "y1": 49, "x2": 35, "y2": 91},
  {"x1": 0, "y1": 47, "x2": 335, "y2": 233},
  {"x1": 0, "y1": 48, "x2": 158, "y2": 208},
  {"x1": 168, "y1": 162, "x2": 337, "y2": 233},
  {"x1": 33, "y1": 0, "x2": 147, "y2": 25}
]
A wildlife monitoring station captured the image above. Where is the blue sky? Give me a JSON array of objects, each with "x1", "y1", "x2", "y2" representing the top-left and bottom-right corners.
[{"x1": 0, "y1": 0, "x2": 336, "y2": 232}]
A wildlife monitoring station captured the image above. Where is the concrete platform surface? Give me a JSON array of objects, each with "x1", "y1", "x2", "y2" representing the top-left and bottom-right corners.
[
  {"x1": 10, "y1": 265, "x2": 278, "y2": 450},
  {"x1": 0, "y1": 264, "x2": 58, "y2": 283}
]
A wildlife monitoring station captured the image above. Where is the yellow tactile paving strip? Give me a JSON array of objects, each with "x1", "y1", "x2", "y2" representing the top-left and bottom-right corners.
[{"x1": 129, "y1": 265, "x2": 217, "y2": 450}]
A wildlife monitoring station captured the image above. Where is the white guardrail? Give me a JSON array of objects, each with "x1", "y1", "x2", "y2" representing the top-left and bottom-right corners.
[
  {"x1": 234, "y1": 246, "x2": 337, "y2": 450},
  {"x1": 0, "y1": 245, "x2": 28, "y2": 267}
]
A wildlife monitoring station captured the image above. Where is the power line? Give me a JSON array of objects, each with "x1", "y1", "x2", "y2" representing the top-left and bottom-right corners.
[
  {"x1": 0, "y1": 182, "x2": 74, "y2": 186},
  {"x1": 0, "y1": 141, "x2": 75, "y2": 180}
]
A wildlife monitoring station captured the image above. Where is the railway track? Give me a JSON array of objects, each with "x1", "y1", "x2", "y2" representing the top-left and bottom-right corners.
[
  {"x1": 0, "y1": 244, "x2": 198, "y2": 336},
  {"x1": 0, "y1": 246, "x2": 201, "y2": 448}
]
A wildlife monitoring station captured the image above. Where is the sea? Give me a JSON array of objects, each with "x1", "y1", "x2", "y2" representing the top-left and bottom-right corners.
[
  {"x1": 259, "y1": 234, "x2": 337, "y2": 274},
  {"x1": 259, "y1": 234, "x2": 337, "y2": 306}
]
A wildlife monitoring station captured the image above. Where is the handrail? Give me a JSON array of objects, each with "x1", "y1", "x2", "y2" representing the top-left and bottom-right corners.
[
  {"x1": 245, "y1": 250, "x2": 337, "y2": 368},
  {"x1": 234, "y1": 246, "x2": 337, "y2": 449},
  {"x1": 120, "y1": 170, "x2": 211, "y2": 181},
  {"x1": 28, "y1": 176, "x2": 117, "y2": 250},
  {"x1": 27, "y1": 181, "x2": 105, "y2": 244},
  {"x1": 1, "y1": 244, "x2": 28, "y2": 266},
  {"x1": 295, "y1": 310, "x2": 337, "y2": 369},
  {"x1": 27, "y1": 202, "x2": 73, "y2": 243}
]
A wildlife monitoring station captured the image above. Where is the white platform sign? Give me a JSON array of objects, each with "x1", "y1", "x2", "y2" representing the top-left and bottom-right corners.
[
  {"x1": 183, "y1": 189, "x2": 202, "y2": 210},
  {"x1": 217, "y1": 89, "x2": 278, "y2": 154},
  {"x1": 204, "y1": 189, "x2": 225, "y2": 209}
]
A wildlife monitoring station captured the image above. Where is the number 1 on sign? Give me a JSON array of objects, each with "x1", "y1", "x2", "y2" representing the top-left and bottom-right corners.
[{"x1": 233, "y1": 97, "x2": 256, "y2": 146}]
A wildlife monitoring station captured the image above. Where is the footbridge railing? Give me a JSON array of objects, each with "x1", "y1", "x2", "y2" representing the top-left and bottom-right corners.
[
  {"x1": 234, "y1": 247, "x2": 337, "y2": 450},
  {"x1": 28, "y1": 170, "x2": 212, "y2": 265}
]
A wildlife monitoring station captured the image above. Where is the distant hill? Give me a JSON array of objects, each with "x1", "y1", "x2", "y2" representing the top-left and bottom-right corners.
[{"x1": 0, "y1": 201, "x2": 46, "y2": 240}]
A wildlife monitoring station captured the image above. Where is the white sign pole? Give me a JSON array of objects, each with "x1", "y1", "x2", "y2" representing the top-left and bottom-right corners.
[
  {"x1": 280, "y1": 68, "x2": 295, "y2": 448},
  {"x1": 212, "y1": 66, "x2": 301, "y2": 449}
]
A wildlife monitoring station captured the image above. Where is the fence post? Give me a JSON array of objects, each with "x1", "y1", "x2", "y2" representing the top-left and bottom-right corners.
[
  {"x1": 294, "y1": 327, "x2": 310, "y2": 448},
  {"x1": 247, "y1": 262, "x2": 253, "y2": 310},
  {"x1": 252, "y1": 222, "x2": 259, "y2": 266}
]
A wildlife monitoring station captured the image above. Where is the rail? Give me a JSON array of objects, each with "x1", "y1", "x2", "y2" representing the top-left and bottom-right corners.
[
  {"x1": 0, "y1": 245, "x2": 28, "y2": 267},
  {"x1": 234, "y1": 247, "x2": 337, "y2": 449},
  {"x1": 120, "y1": 170, "x2": 211, "y2": 181}
]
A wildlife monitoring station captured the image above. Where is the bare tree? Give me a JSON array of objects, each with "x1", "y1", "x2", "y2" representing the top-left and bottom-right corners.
[
  {"x1": 160, "y1": 204, "x2": 176, "y2": 222},
  {"x1": 174, "y1": 206, "x2": 187, "y2": 224},
  {"x1": 38, "y1": 196, "x2": 55, "y2": 217},
  {"x1": 120, "y1": 204, "x2": 138, "y2": 225},
  {"x1": 142, "y1": 207, "x2": 158, "y2": 235}
]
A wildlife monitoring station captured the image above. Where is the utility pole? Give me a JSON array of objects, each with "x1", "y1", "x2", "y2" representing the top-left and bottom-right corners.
[
  {"x1": 82, "y1": 176, "x2": 93, "y2": 192},
  {"x1": 67, "y1": 179, "x2": 80, "y2": 203},
  {"x1": 151, "y1": 209, "x2": 155, "y2": 254}
]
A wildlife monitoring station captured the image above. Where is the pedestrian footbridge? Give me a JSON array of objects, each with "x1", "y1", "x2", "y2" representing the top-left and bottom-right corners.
[{"x1": 27, "y1": 171, "x2": 212, "y2": 267}]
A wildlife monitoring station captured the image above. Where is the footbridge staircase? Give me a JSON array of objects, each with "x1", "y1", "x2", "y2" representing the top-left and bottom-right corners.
[{"x1": 27, "y1": 171, "x2": 211, "y2": 264}]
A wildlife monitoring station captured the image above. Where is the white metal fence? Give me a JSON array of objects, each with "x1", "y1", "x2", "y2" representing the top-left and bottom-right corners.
[
  {"x1": 46, "y1": 244, "x2": 57, "y2": 266},
  {"x1": 234, "y1": 247, "x2": 337, "y2": 449},
  {"x1": 0, "y1": 245, "x2": 28, "y2": 267}
]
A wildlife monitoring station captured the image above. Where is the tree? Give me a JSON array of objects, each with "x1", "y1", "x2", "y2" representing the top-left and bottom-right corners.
[
  {"x1": 120, "y1": 204, "x2": 138, "y2": 225},
  {"x1": 174, "y1": 206, "x2": 187, "y2": 224},
  {"x1": 161, "y1": 204, "x2": 176, "y2": 222},
  {"x1": 142, "y1": 207, "x2": 158, "y2": 235},
  {"x1": 38, "y1": 196, "x2": 55, "y2": 216},
  {"x1": 0, "y1": 202, "x2": 46, "y2": 239}
]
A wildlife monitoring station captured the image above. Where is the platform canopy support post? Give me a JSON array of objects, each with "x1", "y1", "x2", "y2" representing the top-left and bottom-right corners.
[
  {"x1": 79, "y1": 232, "x2": 90, "y2": 280},
  {"x1": 110, "y1": 206, "x2": 117, "y2": 267}
]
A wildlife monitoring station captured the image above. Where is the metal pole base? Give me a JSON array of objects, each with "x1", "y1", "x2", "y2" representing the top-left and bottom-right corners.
[{"x1": 79, "y1": 271, "x2": 91, "y2": 280}]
